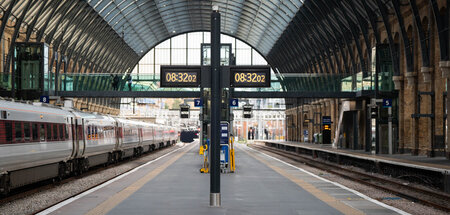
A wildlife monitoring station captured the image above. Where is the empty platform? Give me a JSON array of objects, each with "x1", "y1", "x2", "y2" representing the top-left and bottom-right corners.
[
  {"x1": 257, "y1": 140, "x2": 450, "y2": 170},
  {"x1": 41, "y1": 142, "x2": 406, "y2": 215},
  {"x1": 257, "y1": 140, "x2": 450, "y2": 194}
]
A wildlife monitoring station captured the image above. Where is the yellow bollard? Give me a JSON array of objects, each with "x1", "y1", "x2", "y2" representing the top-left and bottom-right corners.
[
  {"x1": 199, "y1": 145, "x2": 204, "y2": 155},
  {"x1": 229, "y1": 137, "x2": 235, "y2": 172}
]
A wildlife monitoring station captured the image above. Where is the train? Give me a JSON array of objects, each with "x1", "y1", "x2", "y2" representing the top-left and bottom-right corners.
[{"x1": 0, "y1": 99, "x2": 178, "y2": 195}]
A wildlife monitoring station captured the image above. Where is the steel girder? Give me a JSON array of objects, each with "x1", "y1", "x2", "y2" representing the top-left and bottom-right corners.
[
  {"x1": 87, "y1": 0, "x2": 301, "y2": 56},
  {"x1": 0, "y1": 0, "x2": 448, "y2": 95},
  {"x1": 48, "y1": 1, "x2": 86, "y2": 75},
  {"x1": 374, "y1": 0, "x2": 400, "y2": 76},
  {"x1": 0, "y1": 0, "x2": 138, "y2": 94},
  {"x1": 24, "y1": 0, "x2": 47, "y2": 41},
  {"x1": 391, "y1": 0, "x2": 414, "y2": 73},
  {"x1": 335, "y1": 0, "x2": 366, "y2": 75},
  {"x1": 428, "y1": 0, "x2": 449, "y2": 61},
  {"x1": 57, "y1": 91, "x2": 356, "y2": 99},
  {"x1": 410, "y1": 0, "x2": 431, "y2": 67},
  {"x1": 3, "y1": 0, "x2": 33, "y2": 75}
]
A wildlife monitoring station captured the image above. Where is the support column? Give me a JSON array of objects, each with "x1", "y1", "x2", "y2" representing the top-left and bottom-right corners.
[
  {"x1": 209, "y1": 6, "x2": 221, "y2": 207},
  {"x1": 442, "y1": 62, "x2": 450, "y2": 159}
]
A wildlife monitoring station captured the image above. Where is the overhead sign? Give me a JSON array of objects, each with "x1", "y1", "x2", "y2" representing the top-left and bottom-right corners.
[
  {"x1": 194, "y1": 98, "x2": 203, "y2": 107},
  {"x1": 243, "y1": 105, "x2": 252, "y2": 118},
  {"x1": 382, "y1": 99, "x2": 392, "y2": 108},
  {"x1": 180, "y1": 104, "x2": 190, "y2": 118},
  {"x1": 40, "y1": 95, "x2": 49, "y2": 103},
  {"x1": 229, "y1": 65, "x2": 271, "y2": 88},
  {"x1": 371, "y1": 107, "x2": 378, "y2": 118},
  {"x1": 229, "y1": 99, "x2": 238, "y2": 107},
  {"x1": 322, "y1": 116, "x2": 332, "y2": 125},
  {"x1": 160, "y1": 65, "x2": 201, "y2": 87}
]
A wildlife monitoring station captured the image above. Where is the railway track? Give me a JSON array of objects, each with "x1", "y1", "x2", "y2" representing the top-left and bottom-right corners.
[
  {"x1": 249, "y1": 144, "x2": 450, "y2": 212},
  {"x1": 0, "y1": 144, "x2": 179, "y2": 211}
]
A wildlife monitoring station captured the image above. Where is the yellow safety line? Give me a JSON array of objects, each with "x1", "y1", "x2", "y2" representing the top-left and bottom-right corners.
[
  {"x1": 242, "y1": 147, "x2": 364, "y2": 215},
  {"x1": 86, "y1": 144, "x2": 194, "y2": 215}
]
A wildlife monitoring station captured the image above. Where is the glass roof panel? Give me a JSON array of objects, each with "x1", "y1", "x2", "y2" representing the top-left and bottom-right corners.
[{"x1": 86, "y1": 0, "x2": 301, "y2": 57}]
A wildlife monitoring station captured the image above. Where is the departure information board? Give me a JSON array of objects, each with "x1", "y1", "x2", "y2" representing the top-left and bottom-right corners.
[
  {"x1": 160, "y1": 66, "x2": 201, "y2": 87},
  {"x1": 230, "y1": 66, "x2": 271, "y2": 87}
]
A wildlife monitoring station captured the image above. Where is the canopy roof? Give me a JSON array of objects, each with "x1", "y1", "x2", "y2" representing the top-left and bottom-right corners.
[
  {"x1": 87, "y1": 0, "x2": 302, "y2": 56},
  {"x1": 2, "y1": 0, "x2": 428, "y2": 93}
]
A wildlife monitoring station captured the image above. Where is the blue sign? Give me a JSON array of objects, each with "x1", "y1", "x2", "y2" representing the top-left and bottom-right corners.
[
  {"x1": 303, "y1": 130, "x2": 309, "y2": 136},
  {"x1": 220, "y1": 122, "x2": 229, "y2": 164},
  {"x1": 40, "y1": 95, "x2": 49, "y2": 103},
  {"x1": 220, "y1": 145, "x2": 229, "y2": 163},
  {"x1": 229, "y1": 99, "x2": 238, "y2": 107},
  {"x1": 382, "y1": 99, "x2": 392, "y2": 108},
  {"x1": 194, "y1": 98, "x2": 203, "y2": 107},
  {"x1": 322, "y1": 116, "x2": 332, "y2": 125}
]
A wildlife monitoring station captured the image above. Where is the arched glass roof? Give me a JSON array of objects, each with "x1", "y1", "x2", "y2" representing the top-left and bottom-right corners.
[
  {"x1": 86, "y1": 0, "x2": 303, "y2": 56},
  {"x1": 1, "y1": 0, "x2": 429, "y2": 94}
]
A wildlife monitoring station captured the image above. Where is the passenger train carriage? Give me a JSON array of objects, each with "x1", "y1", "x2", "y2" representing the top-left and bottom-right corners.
[{"x1": 0, "y1": 100, "x2": 178, "y2": 195}]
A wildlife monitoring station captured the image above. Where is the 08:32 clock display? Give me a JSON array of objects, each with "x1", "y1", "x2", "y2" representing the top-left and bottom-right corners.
[
  {"x1": 165, "y1": 72, "x2": 197, "y2": 83},
  {"x1": 234, "y1": 72, "x2": 266, "y2": 83}
]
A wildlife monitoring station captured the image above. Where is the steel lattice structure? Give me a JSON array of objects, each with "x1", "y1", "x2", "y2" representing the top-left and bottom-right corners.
[{"x1": 0, "y1": 0, "x2": 448, "y2": 100}]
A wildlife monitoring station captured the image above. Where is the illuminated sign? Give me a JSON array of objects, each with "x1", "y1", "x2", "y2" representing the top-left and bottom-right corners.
[
  {"x1": 323, "y1": 124, "x2": 331, "y2": 131},
  {"x1": 180, "y1": 104, "x2": 190, "y2": 118},
  {"x1": 230, "y1": 66, "x2": 270, "y2": 87},
  {"x1": 160, "y1": 66, "x2": 201, "y2": 87}
]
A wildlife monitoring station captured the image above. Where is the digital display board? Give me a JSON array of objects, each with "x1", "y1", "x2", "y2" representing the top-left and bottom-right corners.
[
  {"x1": 160, "y1": 66, "x2": 201, "y2": 87},
  {"x1": 230, "y1": 66, "x2": 270, "y2": 87}
]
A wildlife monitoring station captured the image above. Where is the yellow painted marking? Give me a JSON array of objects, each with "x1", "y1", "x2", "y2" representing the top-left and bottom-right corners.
[
  {"x1": 86, "y1": 144, "x2": 194, "y2": 215},
  {"x1": 243, "y1": 147, "x2": 364, "y2": 215}
]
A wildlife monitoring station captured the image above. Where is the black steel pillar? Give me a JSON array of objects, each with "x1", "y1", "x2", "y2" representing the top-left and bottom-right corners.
[{"x1": 210, "y1": 7, "x2": 221, "y2": 207}]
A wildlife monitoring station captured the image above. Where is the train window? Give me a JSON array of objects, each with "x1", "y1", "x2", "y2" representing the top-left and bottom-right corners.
[
  {"x1": 15, "y1": 122, "x2": 22, "y2": 142},
  {"x1": 5, "y1": 121, "x2": 12, "y2": 143},
  {"x1": 46, "y1": 124, "x2": 51, "y2": 141},
  {"x1": 40, "y1": 124, "x2": 45, "y2": 141},
  {"x1": 52, "y1": 124, "x2": 58, "y2": 140},
  {"x1": 59, "y1": 124, "x2": 64, "y2": 140},
  {"x1": 87, "y1": 126, "x2": 91, "y2": 140},
  {"x1": 32, "y1": 123, "x2": 38, "y2": 141},
  {"x1": 24, "y1": 122, "x2": 31, "y2": 141}
]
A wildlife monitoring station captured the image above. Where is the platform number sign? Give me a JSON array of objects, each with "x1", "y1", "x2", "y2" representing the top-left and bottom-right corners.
[
  {"x1": 40, "y1": 95, "x2": 49, "y2": 103},
  {"x1": 230, "y1": 99, "x2": 238, "y2": 107},
  {"x1": 194, "y1": 98, "x2": 203, "y2": 107},
  {"x1": 382, "y1": 99, "x2": 392, "y2": 108}
]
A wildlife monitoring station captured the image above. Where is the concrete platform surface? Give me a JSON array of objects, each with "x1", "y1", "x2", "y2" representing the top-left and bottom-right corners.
[
  {"x1": 258, "y1": 140, "x2": 450, "y2": 171},
  {"x1": 41, "y1": 142, "x2": 408, "y2": 215}
]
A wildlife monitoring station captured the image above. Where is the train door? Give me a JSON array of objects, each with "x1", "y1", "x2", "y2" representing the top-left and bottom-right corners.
[
  {"x1": 114, "y1": 121, "x2": 120, "y2": 150},
  {"x1": 71, "y1": 117, "x2": 78, "y2": 158},
  {"x1": 139, "y1": 128, "x2": 143, "y2": 145},
  {"x1": 152, "y1": 126, "x2": 155, "y2": 146},
  {"x1": 77, "y1": 118, "x2": 86, "y2": 156},
  {"x1": 116, "y1": 122, "x2": 123, "y2": 148}
]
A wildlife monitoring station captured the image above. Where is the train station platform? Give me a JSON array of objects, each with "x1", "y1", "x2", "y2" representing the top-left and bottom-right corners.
[
  {"x1": 256, "y1": 140, "x2": 450, "y2": 194},
  {"x1": 41, "y1": 142, "x2": 407, "y2": 215},
  {"x1": 256, "y1": 140, "x2": 450, "y2": 171}
]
